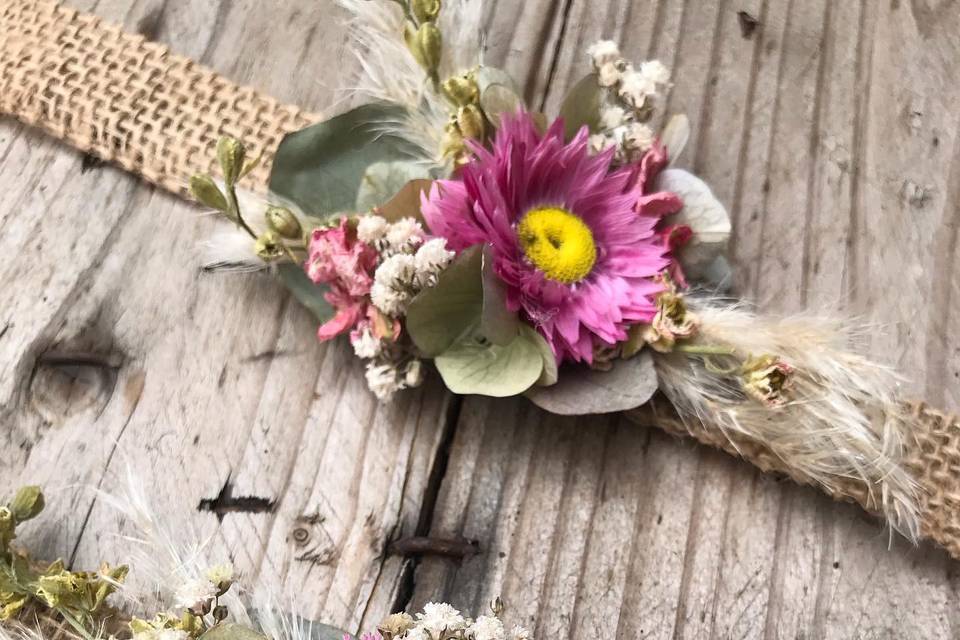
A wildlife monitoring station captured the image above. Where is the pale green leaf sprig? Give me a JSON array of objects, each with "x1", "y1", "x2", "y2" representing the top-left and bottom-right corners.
[{"x1": 190, "y1": 136, "x2": 305, "y2": 266}]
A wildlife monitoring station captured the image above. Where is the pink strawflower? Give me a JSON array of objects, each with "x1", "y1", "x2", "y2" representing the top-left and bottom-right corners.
[
  {"x1": 305, "y1": 218, "x2": 379, "y2": 341},
  {"x1": 422, "y1": 112, "x2": 679, "y2": 363}
]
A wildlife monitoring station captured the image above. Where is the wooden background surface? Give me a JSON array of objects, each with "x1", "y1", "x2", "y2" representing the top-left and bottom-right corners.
[{"x1": 2, "y1": 0, "x2": 960, "y2": 638}]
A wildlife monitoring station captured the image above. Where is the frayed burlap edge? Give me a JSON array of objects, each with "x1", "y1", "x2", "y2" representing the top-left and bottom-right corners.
[{"x1": 626, "y1": 398, "x2": 960, "y2": 559}]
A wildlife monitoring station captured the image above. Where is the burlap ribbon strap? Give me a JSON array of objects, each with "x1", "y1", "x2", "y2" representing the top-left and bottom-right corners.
[
  {"x1": 0, "y1": 0, "x2": 315, "y2": 196},
  {"x1": 3, "y1": 0, "x2": 960, "y2": 559}
]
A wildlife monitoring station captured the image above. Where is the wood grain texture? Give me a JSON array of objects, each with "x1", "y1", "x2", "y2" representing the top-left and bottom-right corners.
[
  {"x1": 410, "y1": 1, "x2": 960, "y2": 639},
  {"x1": 2, "y1": 1, "x2": 960, "y2": 639}
]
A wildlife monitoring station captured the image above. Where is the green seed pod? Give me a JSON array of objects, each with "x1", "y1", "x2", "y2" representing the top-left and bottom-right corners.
[
  {"x1": 265, "y1": 206, "x2": 302, "y2": 239},
  {"x1": 416, "y1": 22, "x2": 442, "y2": 74},
  {"x1": 457, "y1": 103, "x2": 485, "y2": 141},
  {"x1": 216, "y1": 136, "x2": 246, "y2": 186},
  {"x1": 254, "y1": 231, "x2": 285, "y2": 261},
  {"x1": 412, "y1": 0, "x2": 441, "y2": 24},
  {"x1": 189, "y1": 174, "x2": 229, "y2": 212},
  {"x1": 442, "y1": 74, "x2": 479, "y2": 106},
  {"x1": 9, "y1": 486, "x2": 44, "y2": 522}
]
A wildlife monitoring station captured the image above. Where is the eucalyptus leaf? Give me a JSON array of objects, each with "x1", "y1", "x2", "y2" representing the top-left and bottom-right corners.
[
  {"x1": 525, "y1": 350, "x2": 658, "y2": 415},
  {"x1": 277, "y1": 263, "x2": 333, "y2": 323},
  {"x1": 656, "y1": 168, "x2": 732, "y2": 282},
  {"x1": 248, "y1": 613, "x2": 348, "y2": 640},
  {"x1": 435, "y1": 330, "x2": 544, "y2": 397},
  {"x1": 523, "y1": 324, "x2": 558, "y2": 387},
  {"x1": 406, "y1": 246, "x2": 483, "y2": 357},
  {"x1": 356, "y1": 161, "x2": 431, "y2": 212},
  {"x1": 559, "y1": 74, "x2": 602, "y2": 141},
  {"x1": 661, "y1": 114, "x2": 691, "y2": 163},
  {"x1": 200, "y1": 624, "x2": 268, "y2": 640},
  {"x1": 475, "y1": 66, "x2": 524, "y2": 128},
  {"x1": 481, "y1": 245, "x2": 519, "y2": 345},
  {"x1": 269, "y1": 103, "x2": 422, "y2": 219}
]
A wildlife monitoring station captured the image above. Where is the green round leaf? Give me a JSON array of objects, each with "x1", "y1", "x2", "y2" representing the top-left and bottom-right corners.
[
  {"x1": 559, "y1": 74, "x2": 602, "y2": 141},
  {"x1": 435, "y1": 330, "x2": 544, "y2": 397},
  {"x1": 406, "y1": 246, "x2": 483, "y2": 357},
  {"x1": 522, "y1": 325, "x2": 558, "y2": 387},
  {"x1": 356, "y1": 161, "x2": 431, "y2": 213},
  {"x1": 525, "y1": 350, "x2": 658, "y2": 415},
  {"x1": 269, "y1": 103, "x2": 424, "y2": 219}
]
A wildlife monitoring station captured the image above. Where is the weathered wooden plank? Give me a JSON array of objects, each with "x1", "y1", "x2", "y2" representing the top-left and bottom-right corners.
[
  {"x1": 0, "y1": 0, "x2": 456, "y2": 634},
  {"x1": 410, "y1": 2, "x2": 960, "y2": 638}
]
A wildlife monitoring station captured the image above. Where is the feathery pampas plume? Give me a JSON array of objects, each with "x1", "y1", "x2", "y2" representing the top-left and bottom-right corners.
[
  {"x1": 652, "y1": 296, "x2": 920, "y2": 541},
  {"x1": 335, "y1": 0, "x2": 485, "y2": 164}
]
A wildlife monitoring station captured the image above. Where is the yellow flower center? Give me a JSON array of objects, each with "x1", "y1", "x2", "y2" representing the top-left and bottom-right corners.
[{"x1": 517, "y1": 207, "x2": 597, "y2": 284}]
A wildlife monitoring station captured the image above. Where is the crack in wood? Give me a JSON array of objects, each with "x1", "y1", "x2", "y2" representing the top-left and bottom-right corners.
[
  {"x1": 197, "y1": 477, "x2": 276, "y2": 522},
  {"x1": 389, "y1": 535, "x2": 480, "y2": 560}
]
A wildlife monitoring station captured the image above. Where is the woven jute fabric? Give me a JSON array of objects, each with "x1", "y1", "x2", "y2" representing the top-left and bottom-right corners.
[
  {"x1": 0, "y1": 0, "x2": 318, "y2": 197},
  {"x1": 2, "y1": 2, "x2": 960, "y2": 561},
  {"x1": 627, "y1": 399, "x2": 960, "y2": 559}
]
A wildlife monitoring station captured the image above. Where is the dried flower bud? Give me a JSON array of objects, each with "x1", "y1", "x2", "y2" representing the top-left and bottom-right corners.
[
  {"x1": 491, "y1": 596, "x2": 504, "y2": 617},
  {"x1": 412, "y1": 0, "x2": 441, "y2": 23},
  {"x1": 254, "y1": 231, "x2": 285, "y2": 261},
  {"x1": 742, "y1": 355, "x2": 793, "y2": 408},
  {"x1": 441, "y1": 120, "x2": 467, "y2": 159},
  {"x1": 265, "y1": 206, "x2": 302, "y2": 239},
  {"x1": 0, "y1": 507, "x2": 14, "y2": 551},
  {"x1": 190, "y1": 175, "x2": 229, "y2": 212},
  {"x1": 404, "y1": 360, "x2": 424, "y2": 387},
  {"x1": 9, "y1": 485, "x2": 44, "y2": 522},
  {"x1": 216, "y1": 136, "x2": 246, "y2": 186},
  {"x1": 442, "y1": 74, "x2": 480, "y2": 106},
  {"x1": 212, "y1": 606, "x2": 228, "y2": 623},
  {"x1": 641, "y1": 291, "x2": 699, "y2": 353},
  {"x1": 457, "y1": 104, "x2": 485, "y2": 141},
  {"x1": 409, "y1": 22, "x2": 442, "y2": 75},
  {"x1": 378, "y1": 612, "x2": 415, "y2": 639}
]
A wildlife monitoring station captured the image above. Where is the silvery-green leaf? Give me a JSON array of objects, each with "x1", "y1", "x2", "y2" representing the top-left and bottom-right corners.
[
  {"x1": 277, "y1": 263, "x2": 333, "y2": 322},
  {"x1": 475, "y1": 66, "x2": 524, "y2": 129},
  {"x1": 200, "y1": 624, "x2": 268, "y2": 640},
  {"x1": 247, "y1": 613, "x2": 348, "y2": 640},
  {"x1": 435, "y1": 330, "x2": 544, "y2": 397},
  {"x1": 475, "y1": 66, "x2": 520, "y2": 95},
  {"x1": 523, "y1": 324, "x2": 558, "y2": 387},
  {"x1": 406, "y1": 246, "x2": 483, "y2": 357},
  {"x1": 356, "y1": 161, "x2": 431, "y2": 212},
  {"x1": 656, "y1": 168, "x2": 732, "y2": 282},
  {"x1": 525, "y1": 350, "x2": 658, "y2": 415},
  {"x1": 269, "y1": 102, "x2": 424, "y2": 219},
  {"x1": 481, "y1": 245, "x2": 519, "y2": 345},
  {"x1": 661, "y1": 114, "x2": 691, "y2": 163},
  {"x1": 559, "y1": 74, "x2": 602, "y2": 141}
]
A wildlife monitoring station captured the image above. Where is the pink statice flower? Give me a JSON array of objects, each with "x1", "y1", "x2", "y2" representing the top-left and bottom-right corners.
[
  {"x1": 422, "y1": 111, "x2": 680, "y2": 363},
  {"x1": 305, "y1": 217, "x2": 379, "y2": 341}
]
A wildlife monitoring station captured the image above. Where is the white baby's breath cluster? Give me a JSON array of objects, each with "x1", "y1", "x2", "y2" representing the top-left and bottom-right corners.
[
  {"x1": 357, "y1": 214, "x2": 455, "y2": 402},
  {"x1": 375, "y1": 601, "x2": 530, "y2": 640},
  {"x1": 586, "y1": 40, "x2": 671, "y2": 163},
  {"x1": 370, "y1": 236, "x2": 455, "y2": 317}
]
